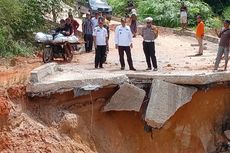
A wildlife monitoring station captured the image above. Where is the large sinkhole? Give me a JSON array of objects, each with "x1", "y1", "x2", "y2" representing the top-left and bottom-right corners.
[{"x1": 1, "y1": 79, "x2": 230, "y2": 153}]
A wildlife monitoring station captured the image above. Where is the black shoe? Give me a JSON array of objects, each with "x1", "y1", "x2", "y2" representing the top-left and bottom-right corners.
[
  {"x1": 153, "y1": 68, "x2": 158, "y2": 71},
  {"x1": 130, "y1": 68, "x2": 136, "y2": 71},
  {"x1": 146, "y1": 67, "x2": 151, "y2": 70},
  {"x1": 194, "y1": 53, "x2": 203, "y2": 56},
  {"x1": 121, "y1": 67, "x2": 125, "y2": 70},
  {"x1": 99, "y1": 66, "x2": 104, "y2": 68}
]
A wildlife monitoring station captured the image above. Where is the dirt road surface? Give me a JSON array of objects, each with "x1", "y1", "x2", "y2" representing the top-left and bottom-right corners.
[
  {"x1": 75, "y1": 29, "x2": 218, "y2": 73},
  {"x1": 0, "y1": 25, "x2": 221, "y2": 89}
]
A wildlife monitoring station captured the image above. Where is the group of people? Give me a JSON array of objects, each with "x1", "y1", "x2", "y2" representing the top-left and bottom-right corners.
[
  {"x1": 82, "y1": 11, "x2": 110, "y2": 53},
  {"x1": 92, "y1": 14, "x2": 158, "y2": 71},
  {"x1": 55, "y1": 4, "x2": 230, "y2": 72},
  {"x1": 180, "y1": 2, "x2": 230, "y2": 71},
  {"x1": 55, "y1": 14, "x2": 79, "y2": 37},
  {"x1": 180, "y1": 3, "x2": 205, "y2": 56}
]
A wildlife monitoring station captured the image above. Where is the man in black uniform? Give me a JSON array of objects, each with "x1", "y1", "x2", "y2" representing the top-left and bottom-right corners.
[{"x1": 141, "y1": 17, "x2": 158, "y2": 71}]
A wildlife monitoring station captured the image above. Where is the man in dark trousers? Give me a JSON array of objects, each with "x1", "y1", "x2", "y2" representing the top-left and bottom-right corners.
[
  {"x1": 141, "y1": 17, "x2": 158, "y2": 71},
  {"x1": 93, "y1": 18, "x2": 108, "y2": 68},
  {"x1": 82, "y1": 12, "x2": 93, "y2": 52},
  {"x1": 114, "y1": 18, "x2": 136, "y2": 71},
  {"x1": 214, "y1": 20, "x2": 230, "y2": 71}
]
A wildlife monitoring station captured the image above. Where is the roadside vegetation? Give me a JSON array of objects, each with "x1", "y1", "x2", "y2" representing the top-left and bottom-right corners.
[
  {"x1": 0, "y1": 0, "x2": 62, "y2": 57},
  {"x1": 108, "y1": 0, "x2": 229, "y2": 28}
]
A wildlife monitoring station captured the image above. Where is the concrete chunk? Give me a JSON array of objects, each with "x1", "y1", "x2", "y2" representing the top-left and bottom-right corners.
[
  {"x1": 27, "y1": 64, "x2": 129, "y2": 96},
  {"x1": 224, "y1": 130, "x2": 230, "y2": 140},
  {"x1": 30, "y1": 62, "x2": 57, "y2": 83},
  {"x1": 103, "y1": 83, "x2": 145, "y2": 112},
  {"x1": 145, "y1": 80, "x2": 197, "y2": 128}
]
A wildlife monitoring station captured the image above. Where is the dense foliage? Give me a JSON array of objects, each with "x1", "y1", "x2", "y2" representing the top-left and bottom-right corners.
[
  {"x1": 0, "y1": 0, "x2": 61, "y2": 57},
  {"x1": 108, "y1": 0, "x2": 226, "y2": 28},
  {"x1": 223, "y1": 6, "x2": 230, "y2": 20},
  {"x1": 63, "y1": 0, "x2": 76, "y2": 7},
  {"x1": 203, "y1": 0, "x2": 230, "y2": 15}
]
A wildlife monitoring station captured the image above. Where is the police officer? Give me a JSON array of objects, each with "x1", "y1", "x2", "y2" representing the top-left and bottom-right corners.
[
  {"x1": 115, "y1": 18, "x2": 136, "y2": 71},
  {"x1": 141, "y1": 17, "x2": 158, "y2": 71},
  {"x1": 93, "y1": 18, "x2": 108, "y2": 68}
]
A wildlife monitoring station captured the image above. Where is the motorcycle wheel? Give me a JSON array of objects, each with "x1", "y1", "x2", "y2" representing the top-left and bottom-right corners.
[
  {"x1": 63, "y1": 53, "x2": 73, "y2": 62},
  {"x1": 63, "y1": 44, "x2": 73, "y2": 63},
  {"x1": 43, "y1": 47, "x2": 53, "y2": 63}
]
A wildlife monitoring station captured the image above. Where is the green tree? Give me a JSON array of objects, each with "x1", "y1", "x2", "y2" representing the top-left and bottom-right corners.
[
  {"x1": 203, "y1": 0, "x2": 230, "y2": 15},
  {"x1": 39, "y1": 0, "x2": 62, "y2": 22},
  {"x1": 138, "y1": 0, "x2": 214, "y2": 27}
]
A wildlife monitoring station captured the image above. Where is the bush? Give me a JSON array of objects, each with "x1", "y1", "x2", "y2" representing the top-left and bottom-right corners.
[
  {"x1": 0, "y1": 0, "x2": 61, "y2": 57},
  {"x1": 137, "y1": 0, "x2": 214, "y2": 27},
  {"x1": 205, "y1": 17, "x2": 222, "y2": 29},
  {"x1": 0, "y1": 27, "x2": 33, "y2": 57},
  {"x1": 223, "y1": 6, "x2": 230, "y2": 20},
  {"x1": 107, "y1": 0, "x2": 128, "y2": 16},
  {"x1": 108, "y1": 0, "x2": 218, "y2": 28}
]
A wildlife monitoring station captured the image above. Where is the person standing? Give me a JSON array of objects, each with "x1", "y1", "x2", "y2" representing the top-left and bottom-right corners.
[
  {"x1": 102, "y1": 13, "x2": 110, "y2": 63},
  {"x1": 141, "y1": 17, "x2": 158, "y2": 71},
  {"x1": 69, "y1": 14, "x2": 79, "y2": 36},
  {"x1": 180, "y1": 2, "x2": 188, "y2": 30},
  {"x1": 93, "y1": 19, "x2": 108, "y2": 68},
  {"x1": 82, "y1": 12, "x2": 94, "y2": 52},
  {"x1": 130, "y1": 13, "x2": 137, "y2": 37},
  {"x1": 115, "y1": 18, "x2": 136, "y2": 71},
  {"x1": 91, "y1": 12, "x2": 99, "y2": 30},
  {"x1": 195, "y1": 15, "x2": 205, "y2": 56},
  {"x1": 214, "y1": 20, "x2": 230, "y2": 71}
]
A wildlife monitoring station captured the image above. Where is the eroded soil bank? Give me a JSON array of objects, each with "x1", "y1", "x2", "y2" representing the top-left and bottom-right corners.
[{"x1": 0, "y1": 85, "x2": 230, "y2": 153}]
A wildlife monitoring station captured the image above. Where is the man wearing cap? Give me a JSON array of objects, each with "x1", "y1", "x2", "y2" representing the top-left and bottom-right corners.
[
  {"x1": 141, "y1": 17, "x2": 158, "y2": 71},
  {"x1": 115, "y1": 18, "x2": 136, "y2": 71},
  {"x1": 93, "y1": 18, "x2": 108, "y2": 68},
  {"x1": 82, "y1": 12, "x2": 93, "y2": 52},
  {"x1": 195, "y1": 15, "x2": 205, "y2": 56},
  {"x1": 214, "y1": 20, "x2": 230, "y2": 71}
]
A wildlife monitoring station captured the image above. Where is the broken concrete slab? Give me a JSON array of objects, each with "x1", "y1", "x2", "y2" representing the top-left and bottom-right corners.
[
  {"x1": 145, "y1": 80, "x2": 197, "y2": 128},
  {"x1": 30, "y1": 62, "x2": 57, "y2": 83},
  {"x1": 103, "y1": 83, "x2": 145, "y2": 112},
  {"x1": 26, "y1": 63, "x2": 129, "y2": 96},
  {"x1": 224, "y1": 130, "x2": 230, "y2": 140},
  {"x1": 127, "y1": 71, "x2": 230, "y2": 85}
]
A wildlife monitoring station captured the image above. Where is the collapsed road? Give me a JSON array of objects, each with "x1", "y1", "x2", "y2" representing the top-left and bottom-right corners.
[
  {"x1": 1, "y1": 12, "x2": 230, "y2": 152},
  {"x1": 26, "y1": 62, "x2": 230, "y2": 128}
]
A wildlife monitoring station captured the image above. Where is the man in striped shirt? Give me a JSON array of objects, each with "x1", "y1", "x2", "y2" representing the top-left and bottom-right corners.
[{"x1": 82, "y1": 12, "x2": 93, "y2": 52}]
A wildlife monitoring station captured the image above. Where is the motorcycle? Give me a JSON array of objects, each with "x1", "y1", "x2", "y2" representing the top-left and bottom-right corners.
[
  {"x1": 35, "y1": 32, "x2": 79, "y2": 63},
  {"x1": 42, "y1": 41, "x2": 74, "y2": 63}
]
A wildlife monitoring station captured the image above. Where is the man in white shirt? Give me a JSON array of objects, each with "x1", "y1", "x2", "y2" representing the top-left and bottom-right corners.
[
  {"x1": 93, "y1": 18, "x2": 108, "y2": 68},
  {"x1": 115, "y1": 18, "x2": 136, "y2": 71},
  {"x1": 91, "y1": 11, "x2": 101, "y2": 30}
]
